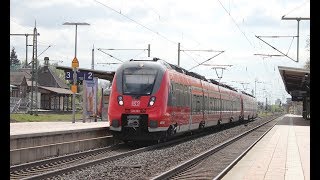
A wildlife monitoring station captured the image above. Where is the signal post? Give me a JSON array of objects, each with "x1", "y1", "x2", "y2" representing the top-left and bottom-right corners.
[{"x1": 71, "y1": 57, "x2": 79, "y2": 123}]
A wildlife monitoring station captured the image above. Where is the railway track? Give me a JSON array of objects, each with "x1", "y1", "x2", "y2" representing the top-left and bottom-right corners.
[{"x1": 10, "y1": 143, "x2": 137, "y2": 180}]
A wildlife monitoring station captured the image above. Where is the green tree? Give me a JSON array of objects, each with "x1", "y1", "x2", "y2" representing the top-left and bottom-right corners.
[{"x1": 10, "y1": 47, "x2": 21, "y2": 67}]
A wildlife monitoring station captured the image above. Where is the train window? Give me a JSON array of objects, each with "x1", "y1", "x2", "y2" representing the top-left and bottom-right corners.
[
  {"x1": 188, "y1": 92, "x2": 191, "y2": 107},
  {"x1": 172, "y1": 82, "x2": 177, "y2": 106},
  {"x1": 222, "y1": 100, "x2": 225, "y2": 111},
  {"x1": 171, "y1": 82, "x2": 175, "y2": 94},
  {"x1": 167, "y1": 83, "x2": 173, "y2": 106},
  {"x1": 179, "y1": 84, "x2": 183, "y2": 107},
  {"x1": 221, "y1": 100, "x2": 223, "y2": 112},
  {"x1": 225, "y1": 100, "x2": 227, "y2": 111},
  {"x1": 183, "y1": 88, "x2": 186, "y2": 107},
  {"x1": 210, "y1": 98, "x2": 213, "y2": 112},
  {"x1": 180, "y1": 85, "x2": 184, "y2": 107},
  {"x1": 181, "y1": 85, "x2": 184, "y2": 106},
  {"x1": 226, "y1": 100, "x2": 228, "y2": 111},
  {"x1": 204, "y1": 96, "x2": 208, "y2": 111},
  {"x1": 184, "y1": 86, "x2": 188, "y2": 107},
  {"x1": 232, "y1": 101, "x2": 234, "y2": 111},
  {"x1": 178, "y1": 84, "x2": 182, "y2": 107},
  {"x1": 123, "y1": 68, "x2": 157, "y2": 95},
  {"x1": 192, "y1": 94, "x2": 196, "y2": 113},
  {"x1": 196, "y1": 95, "x2": 201, "y2": 113},
  {"x1": 176, "y1": 84, "x2": 180, "y2": 106}
]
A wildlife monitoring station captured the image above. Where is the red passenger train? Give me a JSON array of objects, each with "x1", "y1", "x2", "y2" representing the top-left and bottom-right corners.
[{"x1": 108, "y1": 57, "x2": 257, "y2": 142}]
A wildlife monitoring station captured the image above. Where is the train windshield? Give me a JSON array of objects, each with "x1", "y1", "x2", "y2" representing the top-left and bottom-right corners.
[{"x1": 122, "y1": 68, "x2": 158, "y2": 95}]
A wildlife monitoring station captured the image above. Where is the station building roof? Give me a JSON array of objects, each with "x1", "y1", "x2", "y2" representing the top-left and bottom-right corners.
[
  {"x1": 55, "y1": 65, "x2": 115, "y2": 82},
  {"x1": 278, "y1": 66, "x2": 310, "y2": 101}
]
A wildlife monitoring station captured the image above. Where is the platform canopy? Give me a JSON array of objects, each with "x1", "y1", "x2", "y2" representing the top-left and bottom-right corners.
[
  {"x1": 278, "y1": 66, "x2": 310, "y2": 101},
  {"x1": 55, "y1": 65, "x2": 116, "y2": 82}
]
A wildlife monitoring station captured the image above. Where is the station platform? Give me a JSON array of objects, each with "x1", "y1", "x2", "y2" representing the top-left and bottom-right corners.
[
  {"x1": 10, "y1": 120, "x2": 110, "y2": 137},
  {"x1": 222, "y1": 114, "x2": 310, "y2": 180},
  {"x1": 10, "y1": 120, "x2": 111, "y2": 165}
]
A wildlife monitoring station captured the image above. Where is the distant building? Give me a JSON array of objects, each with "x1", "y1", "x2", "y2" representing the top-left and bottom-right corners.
[
  {"x1": 286, "y1": 98, "x2": 292, "y2": 104},
  {"x1": 275, "y1": 99, "x2": 281, "y2": 106},
  {"x1": 10, "y1": 57, "x2": 73, "y2": 113}
]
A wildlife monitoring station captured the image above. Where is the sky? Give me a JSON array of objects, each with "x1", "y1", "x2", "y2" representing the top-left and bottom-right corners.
[{"x1": 10, "y1": 0, "x2": 310, "y2": 104}]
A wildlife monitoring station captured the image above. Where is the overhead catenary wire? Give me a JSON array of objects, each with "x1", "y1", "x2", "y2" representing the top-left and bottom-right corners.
[
  {"x1": 217, "y1": 0, "x2": 255, "y2": 48},
  {"x1": 188, "y1": 51, "x2": 225, "y2": 71},
  {"x1": 97, "y1": 48, "x2": 124, "y2": 63},
  {"x1": 94, "y1": 0, "x2": 208, "y2": 69},
  {"x1": 283, "y1": 0, "x2": 309, "y2": 17},
  {"x1": 94, "y1": 0, "x2": 177, "y2": 45}
]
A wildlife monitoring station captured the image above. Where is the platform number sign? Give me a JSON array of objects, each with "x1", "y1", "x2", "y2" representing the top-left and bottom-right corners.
[
  {"x1": 65, "y1": 71, "x2": 72, "y2": 80},
  {"x1": 65, "y1": 71, "x2": 94, "y2": 81},
  {"x1": 85, "y1": 72, "x2": 93, "y2": 80}
]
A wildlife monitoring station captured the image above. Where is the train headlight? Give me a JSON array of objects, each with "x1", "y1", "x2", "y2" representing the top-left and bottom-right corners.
[
  {"x1": 148, "y1": 96, "x2": 156, "y2": 106},
  {"x1": 118, "y1": 96, "x2": 124, "y2": 106}
]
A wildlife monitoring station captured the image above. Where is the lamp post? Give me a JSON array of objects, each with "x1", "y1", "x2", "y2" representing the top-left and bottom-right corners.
[{"x1": 63, "y1": 22, "x2": 90, "y2": 123}]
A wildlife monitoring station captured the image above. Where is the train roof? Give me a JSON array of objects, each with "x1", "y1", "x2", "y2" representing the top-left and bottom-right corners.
[
  {"x1": 241, "y1": 91, "x2": 255, "y2": 98},
  {"x1": 128, "y1": 57, "x2": 238, "y2": 92}
]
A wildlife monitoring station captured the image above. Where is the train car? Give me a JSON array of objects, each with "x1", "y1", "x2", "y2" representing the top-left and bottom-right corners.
[
  {"x1": 108, "y1": 57, "x2": 257, "y2": 142},
  {"x1": 240, "y1": 91, "x2": 258, "y2": 120}
]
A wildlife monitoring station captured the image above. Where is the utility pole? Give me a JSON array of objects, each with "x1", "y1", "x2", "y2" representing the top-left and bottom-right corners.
[
  {"x1": 10, "y1": 33, "x2": 40, "y2": 68},
  {"x1": 178, "y1": 43, "x2": 180, "y2": 66},
  {"x1": 33, "y1": 21, "x2": 39, "y2": 116},
  {"x1": 265, "y1": 97, "x2": 268, "y2": 114},
  {"x1": 92, "y1": 44, "x2": 94, "y2": 70},
  {"x1": 281, "y1": 16, "x2": 310, "y2": 62},
  {"x1": 255, "y1": 16, "x2": 309, "y2": 62},
  {"x1": 29, "y1": 21, "x2": 39, "y2": 115}
]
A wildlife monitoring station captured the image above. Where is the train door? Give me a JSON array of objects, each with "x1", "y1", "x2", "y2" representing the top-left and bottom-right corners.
[
  {"x1": 218, "y1": 89, "x2": 222, "y2": 123},
  {"x1": 189, "y1": 86, "x2": 192, "y2": 130},
  {"x1": 201, "y1": 83, "x2": 206, "y2": 125},
  {"x1": 231, "y1": 94, "x2": 234, "y2": 121},
  {"x1": 203, "y1": 91, "x2": 209, "y2": 126}
]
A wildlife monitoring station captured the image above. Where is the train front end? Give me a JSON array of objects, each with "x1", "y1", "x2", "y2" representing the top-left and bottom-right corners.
[{"x1": 108, "y1": 59, "x2": 170, "y2": 141}]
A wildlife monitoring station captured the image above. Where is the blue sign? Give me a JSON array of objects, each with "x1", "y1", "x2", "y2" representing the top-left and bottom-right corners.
[{"x1": 65, "y1": 71, "x2": 94, "y2": 81}]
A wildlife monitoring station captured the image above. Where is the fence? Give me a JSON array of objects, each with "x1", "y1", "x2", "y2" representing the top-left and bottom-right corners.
[{"x1": 10, "y1": 97, "x2": 31, "y2": 113}]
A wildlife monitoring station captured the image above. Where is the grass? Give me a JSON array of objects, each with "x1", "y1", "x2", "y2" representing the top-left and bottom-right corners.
[{"x1": 10, "y1": 113, "x2": 84, "y2": 122}]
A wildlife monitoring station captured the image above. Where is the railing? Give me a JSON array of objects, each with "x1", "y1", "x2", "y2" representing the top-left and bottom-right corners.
[{"x1": 10, "y1": 97, "x2": 31, "y2": 113}]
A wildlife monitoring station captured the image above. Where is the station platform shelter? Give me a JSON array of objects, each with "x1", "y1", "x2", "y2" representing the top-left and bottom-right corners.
[{"x1": 278, "y1": 66, "x2": 310, "y2": 120}]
